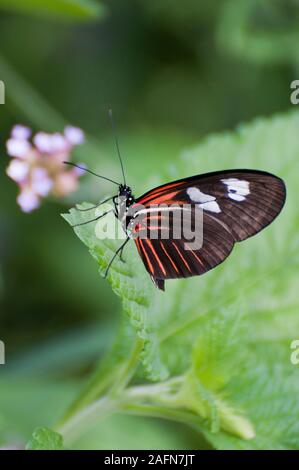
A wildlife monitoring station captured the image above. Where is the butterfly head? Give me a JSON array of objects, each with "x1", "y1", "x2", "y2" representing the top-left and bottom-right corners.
[{"x1": 119, "y1": 184, "x2": 135, "y2": 205}]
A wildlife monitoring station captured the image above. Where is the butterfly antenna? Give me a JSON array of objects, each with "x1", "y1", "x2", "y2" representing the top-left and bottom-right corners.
[
  {"x1": 63, "y1": 162, "x2": 120, "y2": 186},
  {"x1": 108, "y1": 108, "x2": 126, "y2": 186}
]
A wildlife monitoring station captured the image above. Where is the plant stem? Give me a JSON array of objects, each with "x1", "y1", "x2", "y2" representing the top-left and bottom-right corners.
[
  {"x1": 57, "y1": 376, "x2": 204, "y2": 447},
  {"x1": 57, "y1": 375, "x2": 184, "y2": 446},
  {"x1": 119, "y1": 402, "x2": 204, "y2": 432},
  {"x1": 123, "y1": 376, "x2": 183, "y2": 400},
  {"x1": 109, "y1": 335, "x2": 144, "y2": 397},
  {"x1": 58, "y1": 396, "x2": 115, "y2": 446},
  {"x1": 59, "y1": 365, "x2": 118, "y2": 424}
]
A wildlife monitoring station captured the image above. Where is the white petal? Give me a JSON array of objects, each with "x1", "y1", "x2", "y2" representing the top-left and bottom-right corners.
[
  {"x1": 33, "y1": 132, "x2": 53, "y2": 153},
  {"x1": 11, "y1": 125, "x2": 31, "y2": 140},
  {"x1": 64, "y1": 126, "x2": 85, "y2": 145},
  {"x1": 50, "y1": 133, "x2": 69, "y2": 153},
  {"x1": 17, "y1": 189, "x2": 40, "y2": 212},
  {"x1": 6, "y1": 159, "x2": 29, "y2": 183},
  {"x1": 31, "y1": 167, "x2": 48, "y2": 180},
  {"x1": 6, "y1": 138, "x2": 31, "y2": 158},
  {"x1": 31, "y1": 168, "x2": 53, "y2": 196}
]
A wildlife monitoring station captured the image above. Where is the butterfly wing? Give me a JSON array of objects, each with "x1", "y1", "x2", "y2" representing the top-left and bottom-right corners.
[
  {"x1": 134, "y1": 209, "x2": 235, "y2": 291},
  {"x1": 131, "y1": 169, "x2": 286, "y2": 290},
  {"x1": 135, "y1": 169, "x2": 286, "y2": 242}
]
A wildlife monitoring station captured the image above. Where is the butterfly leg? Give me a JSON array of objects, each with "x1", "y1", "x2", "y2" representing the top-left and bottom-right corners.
[
  {"x1": 118, "y1": 241, "x2": 129, "y2": 262},
  {"x1": 71, "y1": 209, "x2": 113, "y2": 227},
  {"x1": 104, "y1": 236, "x2": 130, "y2": 278},
  {"x1": 76, "y1": 195, "x2": 116, "y2": 212}
]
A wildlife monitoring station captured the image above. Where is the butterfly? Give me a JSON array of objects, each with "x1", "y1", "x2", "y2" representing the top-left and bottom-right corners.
[{"x1": 65, "y1": 114, "x2": 286, "y2": 292}]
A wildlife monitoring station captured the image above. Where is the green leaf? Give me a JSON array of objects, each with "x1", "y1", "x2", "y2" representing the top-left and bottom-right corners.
[
  {"x1": 198, "y1": 346, "x2": 299, "y2": 449},
  {"x1": 26, "y1": 427, "x2": 63, "y2": 450},
  {"x1": 178, "y1": 307, "x2": 255, "y2": 438},
  {"x1": 190, "y1": 306, "x2": 245, "y2": 391},
  {"x1": 64, "y1": 110, "x2": 299, "y2": 449},
  {"x1": 63, "y1": 205, "x2": 168, "y2": 382},
  {"x1": 0, "y1": 0, "x2": 105, "y2": 21}
]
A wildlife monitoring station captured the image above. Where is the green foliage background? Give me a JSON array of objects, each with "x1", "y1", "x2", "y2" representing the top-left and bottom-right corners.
[{"x1": 0, "y1": 0, "x2": 299, "y2": 450}]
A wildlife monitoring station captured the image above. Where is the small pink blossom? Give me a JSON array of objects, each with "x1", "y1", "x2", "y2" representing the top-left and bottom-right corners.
[
  {"x1": 51, "y1": 133, "x2": 69, "y2": 153},
  {"x1": 33, "y1": 132, "x2": 54, "y2": 154},
  {"x1": 17, "y1": 188, "x2": 40, "y2": 213},
  {"x1": 31, "y1": 168, "x2": 53, "y2": 196},
  {"x1": 11, "y1": 124, "x2": 32, "y2": 140},
  {"x1": 33, "y1": 131, "x2": 70, "y2": 155},
  {"x1": 6, "y1": 138, "x2": 32, "y2": 158},
  {"x1": 64, "y1": 126, "x2": 85, "y2": 145},
  {"x1": 6, "y1": 124, "x2": 85, "y2": 212},
  {"x1": 6, "y1": 159, "x2": 29, "y2": 183}
]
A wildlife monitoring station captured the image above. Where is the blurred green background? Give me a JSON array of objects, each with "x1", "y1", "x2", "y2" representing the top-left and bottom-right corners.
[{"x1": 0, "y1": 0, "x2": 298, "y2": 449}]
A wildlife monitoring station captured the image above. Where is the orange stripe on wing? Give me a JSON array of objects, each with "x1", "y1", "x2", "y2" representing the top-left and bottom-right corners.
[
  {"x1": 150, "y1": 180, "x2": 185, "y2": 193},
  {"x1": 139, "y1": 181, "x2": 186, "y2": 204},
  {"x1": 136, "y1": 238, "x2": 155, "y2": 275},
  {"x1": 139, "y1": 191, "x2": 179, "y2": 205},
  {"x1": 145, "y1": 239, "x2": 167, "y2": 276},
  {"x1": 171, "y1": 241, "x2": 192, "y2": 273},
  {"x1": 160, "y1": 243, "x2": 179, "y2": 274}
]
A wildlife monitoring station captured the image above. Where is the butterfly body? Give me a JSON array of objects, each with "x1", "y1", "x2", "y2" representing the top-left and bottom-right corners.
[
  {"x1": 112, "y1": 169, "x2": 286, "y2": 291},
  {"x1": 113, "y1": 184, "x2": 135, "y2": 229}
]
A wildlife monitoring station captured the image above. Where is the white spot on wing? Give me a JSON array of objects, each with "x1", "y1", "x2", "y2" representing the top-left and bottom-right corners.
[
  {"x1": 221, "y1": 178, "x2": 250, "y2": 202},
  {"x1": 187, "y1": 187, "x2": 213, "y2": 203},
  {"x1": 202, "y1": 201, "x2": 221, "y2": 213},
  {"x1": 187, "y1": 187, "x2": 221, "y2": 213},
  {"x1": 227, "y1": 193, "x2": 246, "y2": 202}
]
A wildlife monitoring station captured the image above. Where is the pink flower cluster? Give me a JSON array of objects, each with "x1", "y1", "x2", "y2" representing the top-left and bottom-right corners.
[{"x1": 6, "y1": 124, "x2": 85, "y2": 212}]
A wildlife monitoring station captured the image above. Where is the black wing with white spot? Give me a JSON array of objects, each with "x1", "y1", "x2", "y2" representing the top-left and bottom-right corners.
[
  {"x1": 136, "y1": 169, "x2": 286, "y2": 242},
  {"x1": 132, "y1": 169, "x2": 286, "y2": 290}
]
